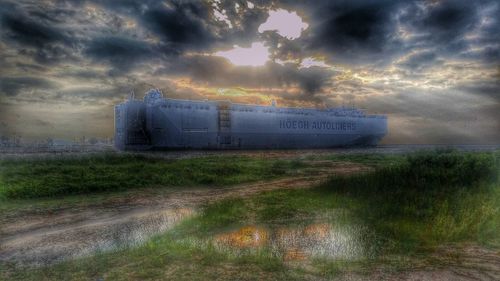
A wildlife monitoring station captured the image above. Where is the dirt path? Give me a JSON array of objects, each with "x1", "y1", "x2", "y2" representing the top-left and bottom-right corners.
[
  {"x1": 338, "y1": 245, "x2": 500, "y2": 281},
  {"x1": 1, "y1": 160, "x2": 499, "y2": 281},
  {"x1": 0, "y1": 162, "x2": 368, "y2": 266}
]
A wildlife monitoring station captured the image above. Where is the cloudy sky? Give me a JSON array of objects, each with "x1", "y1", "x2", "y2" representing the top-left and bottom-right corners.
[{"x1": 0, "y1": 0, "x2": 498, "y2": 143}]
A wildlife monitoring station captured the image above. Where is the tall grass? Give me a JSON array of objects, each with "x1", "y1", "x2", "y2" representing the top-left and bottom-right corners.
[
  {"x1": 322, "y1": 151, "x2": 500, "y2": 250},
  {"x1": 2, "y1": 151, "x2": 499, "y2": 280},
  {"x1": 0, "y1": 154, "x2": 305, "y2": 199}
]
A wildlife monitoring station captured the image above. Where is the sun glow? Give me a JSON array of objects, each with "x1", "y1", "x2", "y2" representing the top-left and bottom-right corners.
[
  {"x1": 300, "y1": 57, "x2": 330, "y2": 68},
  {"x1": 214, "y1": 42, "x2": 270, "y2": 66},
  {"x1": 258, "y1": 9, "x2": 308, "y2": 39}
]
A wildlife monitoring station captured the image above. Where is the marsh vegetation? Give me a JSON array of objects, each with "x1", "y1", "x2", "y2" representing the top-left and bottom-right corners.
[
  {"x1": 0, "y1": 154, "x2": 306, "y2": 199},
  {"x1": 1, "y1": 150, "x2": 499, "y2": 280}
]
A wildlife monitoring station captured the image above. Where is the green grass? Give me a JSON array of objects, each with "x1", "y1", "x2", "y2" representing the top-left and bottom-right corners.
[
  {"x1": 320, "y1": 152, "x2": 406, "y2": 167},
  {"x1": 320, "y1": 151, "x2": 500, "y2": 251},
  {"x1": 2, "y1": 151, "x2": 500, "y2": 280},
  {"x1": 0, "y1": 154, "x2": 306, "y2": 199}
]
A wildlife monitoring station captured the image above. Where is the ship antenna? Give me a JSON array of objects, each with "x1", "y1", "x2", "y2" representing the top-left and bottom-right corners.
[{"x1": 128, "y1": 90, "x2": 135, "y2": 100}]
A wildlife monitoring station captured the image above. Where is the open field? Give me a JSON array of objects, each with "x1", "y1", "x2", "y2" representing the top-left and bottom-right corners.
[
  {"x1": 1, "y1": 149, "x2": 499, "y2": 280},
  {"x1": 0, "y1": 155, "x2": 314, "y2": 199}
]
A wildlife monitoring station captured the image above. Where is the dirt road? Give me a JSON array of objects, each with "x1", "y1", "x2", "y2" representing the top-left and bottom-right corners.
[
  {"x1": 1, "y1": 160, "x2": 499, "y2": 280},
  {"x1": 0, "y1": 162, "x2": 367, "y2": 266}
]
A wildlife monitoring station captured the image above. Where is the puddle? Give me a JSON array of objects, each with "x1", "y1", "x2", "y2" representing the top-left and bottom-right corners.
[
  {"x1": 215, "y1": 226, "x2": 268, "y2": 248},
  {"x1": 213, "y1": 222, "x2": 372, "y2": 261},
  {"x1": 0, "y1": 208, "x2": 195, "y2": 266}
]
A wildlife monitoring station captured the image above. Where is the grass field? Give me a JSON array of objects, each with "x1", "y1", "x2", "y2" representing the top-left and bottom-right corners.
[
  {"x1": 3, "y1": 150, "x2": 499, "y2": 280},
  {"x1": 0, "y1": 154, "x2": 306, "y2": 199}
]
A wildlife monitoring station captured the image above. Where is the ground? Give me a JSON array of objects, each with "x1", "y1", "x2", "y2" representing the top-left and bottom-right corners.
[
  {"x1": 0, "y1": 160, "x2": 367, "y2": 266},
  {"x1": 1, "y1": 147, "x2": 499, "y2": 280}
]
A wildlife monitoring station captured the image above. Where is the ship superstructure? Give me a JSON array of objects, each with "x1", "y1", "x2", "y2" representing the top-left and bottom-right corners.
[{"x1": 114, "y1": 89, "x2": 387, "y2": 150}]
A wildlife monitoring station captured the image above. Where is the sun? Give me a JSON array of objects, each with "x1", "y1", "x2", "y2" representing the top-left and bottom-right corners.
[
  {"x1": 214, "y1": 42, "x2": 270, "y2": 66},
  {"x1": 258, "y1": 9, "x2": 308, "y2": 39}
]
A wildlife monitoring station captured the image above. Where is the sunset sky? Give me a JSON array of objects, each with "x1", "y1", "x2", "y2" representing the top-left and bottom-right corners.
[{"x1": 0, "y1": 0, "x2": 499, "y2": 143}]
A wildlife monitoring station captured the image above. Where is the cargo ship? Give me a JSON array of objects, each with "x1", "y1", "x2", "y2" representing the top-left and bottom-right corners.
[{"x1": 114, "y1": 89, "x2": 387, "y2": 150}]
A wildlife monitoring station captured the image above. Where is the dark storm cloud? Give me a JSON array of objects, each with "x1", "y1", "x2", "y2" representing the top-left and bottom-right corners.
[
  {"x1": 1, "y1": 12, "x2": 67, "y2": 48},
  {"x1": 158, "y1": 54, "x2": 333, "y2": 98},
  {"x1": 212, "y1": 0, "x2": 271, "y2": 44},
  {"x1": 261, "y1": 30, "x2": 306, "y2": 62},
  {"x1": 298, "y1": 0, "x2": 489, "y2": 64},
  {"x1": 94, "y1": 0, "x2": 270, "y2": 53},
  {"x1": 481, "y1": 47, "x2": 500, "y2": 63},
  {"x1": 140, "y1": 2, "x2": 214, "y2": 52},
  {"x1": 0, "y1": 77, "x2": 55, "y2": 97},
  {"x1": 397, "y1": 0, "x2": 492, "y2": 62},
  {"x1": 294, "y1": 67, "x2": 332, "y2": 96},
  {"x1": 0, "y1": 0, "x2": 499, "y2": 143},
  {"x1": 305, "y1": 0, "x2": 404, "y2": 63},
  {"x1": 397, "y1": 51, "x2": 438, "y2": 70},
  {"x1": 0, "y1": 2, "x2": 77, "y2": 65},
  {"x1": 415, "y1": 0, "x2": 478, "y2": 43},
  {"x1": 84, "y1": 36, "x2": 155, "y2": 72},
  {"x1": 97, "y1": 1, "x2": 206, "y2": 52},
  {"x1": 27, "y1": 5, "x2": 77, "y2": 24},
  {"x1": 474, "y1": 3, "x2": 500, "y2": 46}
]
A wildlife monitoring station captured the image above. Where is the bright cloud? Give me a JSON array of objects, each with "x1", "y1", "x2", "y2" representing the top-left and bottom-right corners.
[
  {"x1": 258, "y1": 9, "x2": 308, "y2": 39},
  {"x1": 300, "y1": 57, "x2": 330, "y2": 68},
  {"x1": 214, "y1": 42, "x2": 270, "y2": 66}
]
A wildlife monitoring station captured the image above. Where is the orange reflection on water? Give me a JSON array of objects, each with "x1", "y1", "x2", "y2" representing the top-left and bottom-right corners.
[
  {"x1": 303, "y1": 223, "x2": 330, "y2": 239},
  {"x1": 214, "y1": 223, "x2": 364, "y2": 261},
  {"x1": 215, "y1": 226, "x2": 268, "y2": 248}
]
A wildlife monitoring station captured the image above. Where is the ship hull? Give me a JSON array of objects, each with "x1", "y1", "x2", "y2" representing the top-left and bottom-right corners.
[{"x1": 115, "y1": 95, "x2": 387, "y2": 150}]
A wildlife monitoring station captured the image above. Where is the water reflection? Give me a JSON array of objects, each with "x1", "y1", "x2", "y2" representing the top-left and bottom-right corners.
[
  {"x1": 213, "y1": 222, "x2": 369, "y2": 261},
  {"x1": 215, "y1": 226, "x2": 268, "y2": 248},
  {"x1": 1, "y1": 208, "x2": 195, "y2": 266}
]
